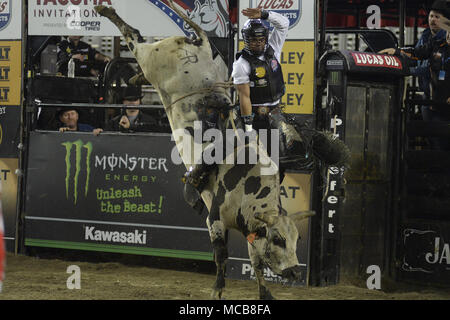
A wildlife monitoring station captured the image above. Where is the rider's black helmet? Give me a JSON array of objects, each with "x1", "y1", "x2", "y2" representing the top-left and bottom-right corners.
[{"x1": 241, "y1": 19, "x2": 269, "y2": 55}]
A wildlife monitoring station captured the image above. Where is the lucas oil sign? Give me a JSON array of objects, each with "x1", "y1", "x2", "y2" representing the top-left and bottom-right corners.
[
  {"x1": 0, "y1": 0, "x2": 22, "y2": 39},
  {"x1": 250, "y1": 0, "x2": 301, "y2": 28},
  {"x1": 351, "y1": 52, "x2": 402, "y2": 69},
  {"x1": 242, "y1": 0, "x2": 314, "y2": 39},
  {"x1": 0, "y1": 0, "x2": 11, "y2": 31}
]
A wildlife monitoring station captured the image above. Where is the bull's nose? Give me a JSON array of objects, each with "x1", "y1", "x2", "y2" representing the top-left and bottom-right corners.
[{"x1": 281, "y1": 265, "x2": 302, "y2": 280}]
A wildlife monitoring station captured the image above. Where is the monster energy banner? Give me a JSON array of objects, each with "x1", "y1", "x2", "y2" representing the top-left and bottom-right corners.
[
  {"x1": 24, "y1": 131, "x2": 213, "y2": 260},
  {"x1": 24, "y1": 131, "x2": 313, "y2": 275}
]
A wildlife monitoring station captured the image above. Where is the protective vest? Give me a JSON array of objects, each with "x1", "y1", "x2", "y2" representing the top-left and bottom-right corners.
[{"x1": 237, "y1": 46, "x2": 285, "y2": 105}]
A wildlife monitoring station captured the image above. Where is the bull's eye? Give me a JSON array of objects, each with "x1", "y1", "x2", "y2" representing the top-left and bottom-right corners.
[{"x1": 272, "y1": 236, "x2": 286, "y2": 248}]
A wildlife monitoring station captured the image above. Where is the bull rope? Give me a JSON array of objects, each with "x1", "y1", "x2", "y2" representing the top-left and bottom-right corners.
[
  {"x1": 165, "y1": 79, "x2": 245, "y2": 144},
  {"x1": 165, "y1": 81, "x2": 234, "y2": 110},
  {"x1": 166, "y1": 80, "x2": 277, "y2": 169}
]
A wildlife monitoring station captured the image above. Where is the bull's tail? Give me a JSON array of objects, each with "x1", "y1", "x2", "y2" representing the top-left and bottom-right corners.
[
  {"x1": 167, "y1": 0, "x2": 209, "y2": 45},
  {"x1": 292, "y1": 210, "x2": 316, "y2": 220},
  {"x1": 290, "y1": 210, "x2": 315, "y2": 233},
  {"x1": 94, "y1": 5, "x2": 144, "y2": 56}
]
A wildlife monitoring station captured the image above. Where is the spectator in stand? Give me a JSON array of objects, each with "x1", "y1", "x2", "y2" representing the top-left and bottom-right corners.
[
  {"x1": 57, "y1": 36, "x2": 111, "y2": 77},
  {"x1": 58, "y1": 107, "x2": 103, "y2": 136},
  {"x1": 105, "y1": 86, "x2": 158, "y2": 133},
  {"x1": 380, "y1": 1, "x2": 450, "y2": 150},
  {"x1": 410, "y1": 1, "x2": 447, "y2": 122}
]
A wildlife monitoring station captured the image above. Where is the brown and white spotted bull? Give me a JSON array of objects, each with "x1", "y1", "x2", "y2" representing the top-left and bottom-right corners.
[{"x1": 95, "y1": 2, "x2": 317, "y2": 300}]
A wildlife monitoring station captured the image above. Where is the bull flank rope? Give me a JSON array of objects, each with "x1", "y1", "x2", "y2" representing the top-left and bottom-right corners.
[{"x1": 165, "y1": 81, "x2": 234, "y2": 110}]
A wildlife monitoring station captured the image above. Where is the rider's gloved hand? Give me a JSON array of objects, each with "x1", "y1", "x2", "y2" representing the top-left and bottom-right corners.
[{"x1": 241, "y1": 113, "x2": 254, "y2": 132}]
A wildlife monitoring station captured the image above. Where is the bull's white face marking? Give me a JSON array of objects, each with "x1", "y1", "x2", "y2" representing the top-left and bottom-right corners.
[
  {"x1": 264, "y1": 216, "x2": 300, "y2": 275},
  {"x1": 249, "y1": 215, "x2": 300, "y2": 276}
]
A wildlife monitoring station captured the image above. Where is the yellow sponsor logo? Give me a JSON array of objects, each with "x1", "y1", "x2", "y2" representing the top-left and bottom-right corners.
[
  {"x1": 0, "y1": 41, "x2": 22, "y2": 106},
  {"x1": 255, "y1": 67, "x2": 266, "y2": 78}
]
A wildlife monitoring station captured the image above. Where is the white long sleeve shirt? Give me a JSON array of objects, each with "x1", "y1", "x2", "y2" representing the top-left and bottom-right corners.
[{"x1": 232, "y1": 11, "x2": 289, "y2": 106}]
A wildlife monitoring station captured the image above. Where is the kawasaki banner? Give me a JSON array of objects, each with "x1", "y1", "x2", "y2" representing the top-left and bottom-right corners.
[
  {"x1": 24, "y1": 131, "x2": 312, "y2": 275},
  {"x1": 24, "y1": 131, "x2": 213, "y2": 260}
]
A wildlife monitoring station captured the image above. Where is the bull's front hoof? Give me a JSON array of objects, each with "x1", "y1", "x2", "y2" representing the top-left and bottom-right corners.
[
  {"x1": 210, "y1": 288, "x2": 224, "y2": 300},
  {"x1": 94, "y1": 5, "x2": 115, "y2": 17},
  {"x1": 259, "y1": 287, "x2": 275, "y2": 300}
]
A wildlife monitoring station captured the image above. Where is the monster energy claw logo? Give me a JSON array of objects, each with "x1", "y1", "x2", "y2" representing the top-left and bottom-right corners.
[{"x1": 62, "y1": 140, "x2": 93, "y2": 204}]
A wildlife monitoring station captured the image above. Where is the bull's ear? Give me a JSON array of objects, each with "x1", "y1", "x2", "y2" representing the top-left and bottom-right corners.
[
  {"x1": 289, "y1": 211, "x2": 315, "y2": 232},
  {"x1": 255, "y1": 212, "x2": 279, "y2": 227}
]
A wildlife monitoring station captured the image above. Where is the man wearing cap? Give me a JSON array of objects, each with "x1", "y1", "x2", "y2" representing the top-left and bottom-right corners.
[
  {"x1": 380, "y1": 1, "x2": 447, "y2": 105},
  {"x1": 410, "y1": 1, "x2": 447, "y2": 123},
  {"x1": 105, "y1": 86, "x2": 158, "y2": 133},
  {"x1": 380, "y1": 0, "x2": 450, "y2": 149},
  {"x1": 58, "y1": 107, "x2": 102, "y2": 134},
  {"x1": 57, "y1": 36, "x2": 111, "y2": 77}
]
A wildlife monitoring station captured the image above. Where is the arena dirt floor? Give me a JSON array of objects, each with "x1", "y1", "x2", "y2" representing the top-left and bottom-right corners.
[{"x1": 1, "y1": 250, "x2": 449, "y2": 300}]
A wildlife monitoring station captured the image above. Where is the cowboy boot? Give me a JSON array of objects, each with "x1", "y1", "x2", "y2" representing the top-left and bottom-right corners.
[{"x1": 182, "y1": 162, "x2": 216, "y2": 193}]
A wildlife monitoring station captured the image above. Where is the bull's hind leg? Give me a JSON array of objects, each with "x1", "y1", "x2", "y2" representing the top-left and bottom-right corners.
[
  {"x1": 206, "y1": 217, "x2": 228, "y2": 299},
  {"x1": 94, "y1": 5, "x2": 144, "y2": 52}
]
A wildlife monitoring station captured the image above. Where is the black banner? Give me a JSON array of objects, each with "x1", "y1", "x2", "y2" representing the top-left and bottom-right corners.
[
  {"x1": 24, "y1": 131, "x2": 212, "y2": 260},
  {"x1": 0, "y1": 158, "x2": 18, "y2": 252},
  {"x1": 0, "y1": 106, "x2": 21, "y2": 158},
  {"x1": 399, "y1": 222, "x2": 450, "y2": 284}
]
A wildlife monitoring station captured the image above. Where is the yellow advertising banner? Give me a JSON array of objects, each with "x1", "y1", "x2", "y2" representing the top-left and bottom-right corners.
[
  {"x1": 237, "y1": 40, "x2": 315, "y2": 114},
  {"x1": 280, "y1": 172, "x2": 312, "y2": 273},
  {"x1": 279, "y1": 41, "x2": 314, "y2": 114},
  {"x1": 0, "y1": 41, "x2": 22, "y2": 106},
  {"x1": 280, "y1": 172, "x2": 312, "y2": 213},
  {"x1": 0, "y1": 158, "x2": 18, "y2": 250}
]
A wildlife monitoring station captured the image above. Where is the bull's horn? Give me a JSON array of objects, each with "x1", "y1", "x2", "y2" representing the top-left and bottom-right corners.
[
  {"x1": 437, "y1": 16, "x2": 450, "y2": 33},
  {"x1": 290, "y1": 211, "x2": 315, "y2": 232},
  {"x1": 255, "y1": 212, "x2": 279, "y2": 227},
  {"x1": 129, "y1": 73, "x2": 151, "y2": 86}
]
